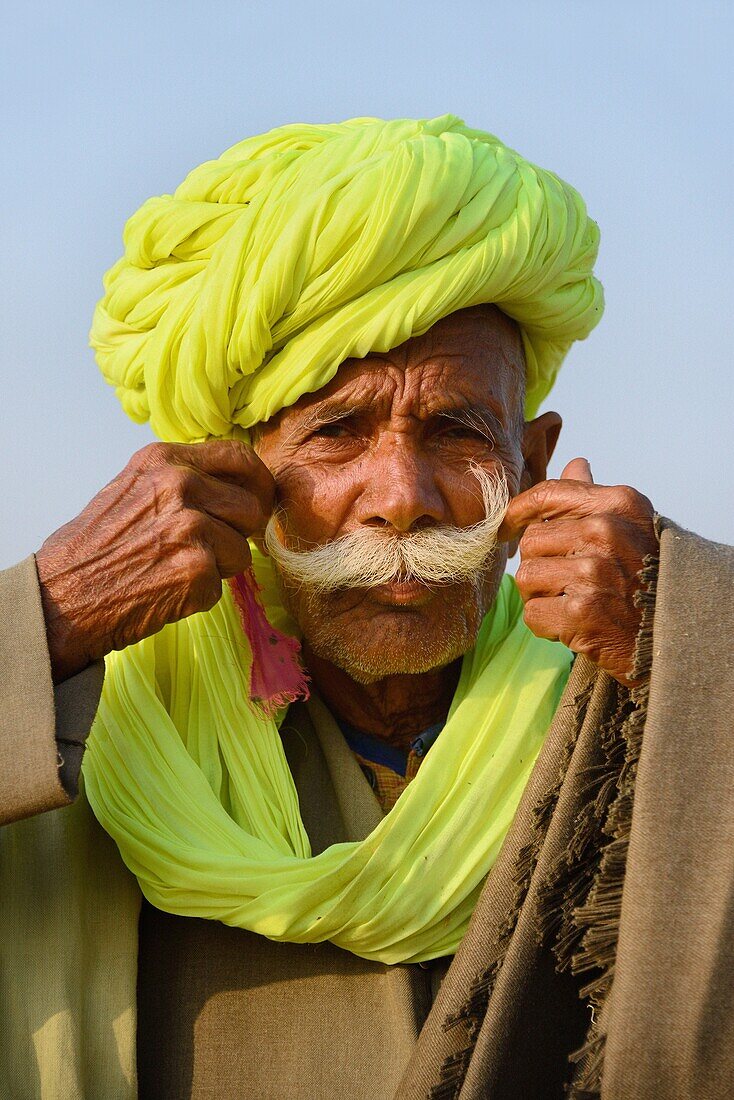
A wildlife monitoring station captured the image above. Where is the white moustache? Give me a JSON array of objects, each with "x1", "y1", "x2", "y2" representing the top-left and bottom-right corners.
[{"x1": 264, "y1": 465, "x2": 509, "y2": 593}]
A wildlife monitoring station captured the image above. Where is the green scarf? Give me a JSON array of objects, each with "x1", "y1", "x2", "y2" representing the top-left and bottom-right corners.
[
  {"x1": 82, "y1": 114, "x2": 595, "y2": 964},
  {"x1": 83, "y1": 565, "x2": 571, "y2": 965}
]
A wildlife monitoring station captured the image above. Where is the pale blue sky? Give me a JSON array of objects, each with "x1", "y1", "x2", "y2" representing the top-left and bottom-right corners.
[{"x1": 2, "y1": 0, "x2": 732, "y2": 566}]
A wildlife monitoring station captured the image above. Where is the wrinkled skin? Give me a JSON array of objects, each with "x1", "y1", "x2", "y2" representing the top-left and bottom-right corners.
[
  {"x1": 36, "y1": 306, "x2": 656, "y2": 743},
  {"x1": 501, "y1": 458, "x2": 657, "y2": 687},
  {"x1": 254, "y1": 307, "x2": 530, "y2": 738},
  {"x1": 36, "y1": 441, "x2": 274, "y2": 683}
]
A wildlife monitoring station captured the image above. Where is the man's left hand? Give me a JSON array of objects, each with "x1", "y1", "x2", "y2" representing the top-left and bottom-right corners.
[{"x1": 499, "y1": 458, "x2": 657, "y2": 687}]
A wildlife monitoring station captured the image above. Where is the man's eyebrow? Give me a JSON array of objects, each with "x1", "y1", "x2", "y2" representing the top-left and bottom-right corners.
[
  {"x1": 434, "y1": 405, "x2": 505, "y2": 444},
  {"x1": 286, "y1": 402, "x2": 364, "y2": 440},
  {"x1": 287, "y1": 400, "x2": 507, "y2": 442}
]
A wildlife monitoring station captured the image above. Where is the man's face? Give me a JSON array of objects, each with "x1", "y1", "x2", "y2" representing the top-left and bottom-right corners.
[{"x1": 256, "y1": 305, "x2": 528, "y2": 683}]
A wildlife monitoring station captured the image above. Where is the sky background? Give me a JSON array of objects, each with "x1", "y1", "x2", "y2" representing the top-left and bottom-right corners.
[{"x1": 2, "y1": 0, "x2": 732, "y2": 568}]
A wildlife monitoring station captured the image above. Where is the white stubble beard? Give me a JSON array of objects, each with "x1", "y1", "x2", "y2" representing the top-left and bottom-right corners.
[{"x1": 266, "y1": 465, "x2": 510, "y2": 682}]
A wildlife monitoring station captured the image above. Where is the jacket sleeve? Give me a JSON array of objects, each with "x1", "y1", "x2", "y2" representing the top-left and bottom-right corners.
[{"x1": 0, "y1": 555, "x2": 104, "y2": 825}]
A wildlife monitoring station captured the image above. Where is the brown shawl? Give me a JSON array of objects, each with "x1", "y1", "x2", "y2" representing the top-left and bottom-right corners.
[{"x1": 397, "y1": 518, "x2": 734, "y2": 1099}]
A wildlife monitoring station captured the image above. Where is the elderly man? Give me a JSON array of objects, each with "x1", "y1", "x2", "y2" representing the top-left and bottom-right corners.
[{"x1": 1, "y1": 116, "x2": 732, "y2": 1100}]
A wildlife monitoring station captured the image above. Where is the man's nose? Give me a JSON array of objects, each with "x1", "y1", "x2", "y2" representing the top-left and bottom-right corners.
[{"x1": 356, "y1": 436, "x2": 445, "y2": 533}]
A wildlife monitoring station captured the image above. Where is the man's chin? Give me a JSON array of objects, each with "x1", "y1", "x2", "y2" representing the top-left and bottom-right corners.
[
  {"x1": 304, "y1": 610, "x2": 479, "y2": 684},
  {"x1": 318, "y1": 644, "x2": 467, "y2": 686},
  {"x1": 281, "y1": 570, "x2": 501, "y2": 683}
]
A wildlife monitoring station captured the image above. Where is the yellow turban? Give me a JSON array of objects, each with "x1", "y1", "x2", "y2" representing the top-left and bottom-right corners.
[{"x1": 90, "y1": 114, "x2": 603, "y2": 441}]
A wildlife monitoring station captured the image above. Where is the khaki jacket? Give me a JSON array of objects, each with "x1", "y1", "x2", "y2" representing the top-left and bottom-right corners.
[{"x1": 1, "y1": 520, "x2": 732, "y2": 1099}]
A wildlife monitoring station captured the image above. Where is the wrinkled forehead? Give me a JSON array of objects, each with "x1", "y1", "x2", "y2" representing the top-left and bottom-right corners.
[{"x1": 266, "y1": 305, "x2": 526, "y2": 435}]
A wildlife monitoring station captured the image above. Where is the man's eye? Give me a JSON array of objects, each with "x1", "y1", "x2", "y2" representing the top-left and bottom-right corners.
[
  {"x1": 439, "y1": 426, "x2": 491, "y2": 443},
  {"x1": 312, "y1": 422, "x2": 350, "y2": 439}
]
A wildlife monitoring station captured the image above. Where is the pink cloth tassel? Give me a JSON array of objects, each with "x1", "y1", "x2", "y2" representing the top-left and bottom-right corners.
[{"x1": 229, "y1": 570, "x2": 310, "y2": 717}]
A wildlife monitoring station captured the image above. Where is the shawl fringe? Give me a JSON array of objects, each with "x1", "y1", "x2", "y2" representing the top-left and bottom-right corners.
[
  {"x1": 554, "y1": 553, "x2": 658, "y2": 1098},
  {"x1": 430, "y1": 551, "x2": 659, "y2": 1100},
  {"x1": 429, "y1": 679, "x2": 594, "y2": 1100}
]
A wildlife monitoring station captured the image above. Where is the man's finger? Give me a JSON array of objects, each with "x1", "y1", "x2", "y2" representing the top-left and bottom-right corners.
[
  {"x1": 182, "y1": 470, "x2": 274, "y2": 540},
  {"x1": 499, "y1": 479, "x2": 605, "y2": 542},
  {"x1": 521, "y1": 595, "x2": 565, "y2": 642},
  {"x1": 515, "y1": 556, "x2": 596, "y2": 601},
  {"x1": 198, "y1": 515, "x2": 254, "y2": 579},
  {"x1": 519, "y1": 517, "x2": 596, "y2": 559},
  {"x1": 142, "y1": 439, "x2": 275, "y2": 494},
  {"x1": 560, "y1": 457, "x2": 594, "y2": 484}
]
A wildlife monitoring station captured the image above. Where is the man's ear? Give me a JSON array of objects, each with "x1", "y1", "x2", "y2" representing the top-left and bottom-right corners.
[
  {"x1": 506, "y1": 411, "x2": 562, "y2": 558},
  {"x1": 520, "y1": 411, "x2": 562, "y2": 491}
]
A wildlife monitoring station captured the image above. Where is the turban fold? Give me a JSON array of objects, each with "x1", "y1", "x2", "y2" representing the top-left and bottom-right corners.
[{"x1": 90, "y1": 114, "x2": 603, "y2": 440}]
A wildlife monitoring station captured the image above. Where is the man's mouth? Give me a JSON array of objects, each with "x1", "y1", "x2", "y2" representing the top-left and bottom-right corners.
[{"x1": 370, "y1": 577, "x2": 435, "y2": 607}]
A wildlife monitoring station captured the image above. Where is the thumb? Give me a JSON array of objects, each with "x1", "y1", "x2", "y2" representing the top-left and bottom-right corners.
[{"x1": 560, "y1": 457, "x2": 594, "y2": 484}]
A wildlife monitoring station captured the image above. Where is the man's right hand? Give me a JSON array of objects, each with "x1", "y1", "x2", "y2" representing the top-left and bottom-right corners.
[{"x1": 35, "y1": 441, "x2": 275, "y2": 683}]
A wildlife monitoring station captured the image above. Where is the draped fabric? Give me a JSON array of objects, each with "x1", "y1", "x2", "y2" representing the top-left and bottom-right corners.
[
  {"x1": 82, "y1": 572, "x2": 571, "y2": 964},
  {"x1": 89, "y1": 114, "x2": 603, "y2": 440},
  {"x1": 82, "y1": 114, "x2": 598, "y2": 963}
]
